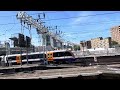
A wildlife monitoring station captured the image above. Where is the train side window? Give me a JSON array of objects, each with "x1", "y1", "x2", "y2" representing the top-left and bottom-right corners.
[
  {"x1": 28, "y1": 55, "x2": 33, "y2": 59},
  {"x1": 39, "y1": 54, "x2": 43, "y2": 58},
  {"x1": 34, "y1": 54, "x2": 39, "y2": 59},
  {"x1": 53, "y1": 52, "x2": 64, "y2": 57},
  {"x1": 28, "y1": 53, "x2": 45, "y2": 59},
  {"x1": 8, "y1": 56, "x2": 16, "y2": 60},
  {"x1": 60, "y1": 52, "x2": 64, "y2": 57},
  {"x1": 53, "y1": 52, "x2": 58, "y2": 57},
  {"x1": 32, "y1": 54, "x2": 44, "y2": 59},
  {"x1": 22, "y1": 55, "x2": 26, "y2": 60},
  {"x1": 35, "y1": 54, "x2": 44, "y2": 59},
  {"x1": 36, "y1": 54, "x2": 39, "y2": 58},
  {"x1": 64, "y1": 52, "x2": 72, "y2": 56},
  {"x1": 53, "y1": 53, "x2": 55, "y2": 57},
  {"x1": 42, "y1": 54, "x2": 46, "y2": 58},
  {"x1": 31, "y1": 54, "x2": 36, "y2": 59},
  {"x1": 59, "y1": 52, "x2": 64, "y2": 57},
  {"x1": 58, "y1": 53, "x2": 60, "y2": 57}
]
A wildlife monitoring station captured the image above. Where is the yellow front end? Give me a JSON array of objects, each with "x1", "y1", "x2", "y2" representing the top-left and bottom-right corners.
[{"x1": 47, "y1": 52, "x2": 54, "y2": 62}]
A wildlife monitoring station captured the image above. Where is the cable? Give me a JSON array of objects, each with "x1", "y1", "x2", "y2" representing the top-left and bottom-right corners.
[
  {"x1": 29, "y1": 11, "x2": 65, "y2": 15},
  {"x1": 1, "y1": 18, "x2": 120, "y2": 28},
  {"x1": 62, "y1": 29, "x2": 110, "y2": 38},
  {"x1": 0, "y1": 11, "x2": 64, "y2": 18},
  {"x1": 44, "y1": 12, "x2": 120, "y2": 21},
  {"x1": 0, "y1": 15, "x2": 15, "y2": 17},
  {"x1": 0, "y1": 11, "x2": 120, "y2": 21},
  {"x1": 1, "y1": 18, "x2": 17, "y2": 39},
  {"x1": 0, "y1": 22, "x2": 19, "y2": 25},
  {"x1": 55, "y1": 18, "x2": 120, "y2": 28},
  {"x1": 63, "y1": 29, "x2": 109, "y2": 35},
  {"x1": 0, "y1": 12, "x2": 120, "y2": 28},
  {"x1": 25, "y1": 11, "x2": 120, "y2": 21},
  {"x1": 1, "y1": 12, "x2": 119, "y2": 44}
]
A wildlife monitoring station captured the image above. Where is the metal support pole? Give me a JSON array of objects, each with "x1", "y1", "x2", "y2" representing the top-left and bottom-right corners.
[
  {"x1": 43, "y1": 34, "x2": 46, "y2": 64},
  {"x1": 44, "y1": 34, "x2": 46, "y2": 64},
  {"x1": 20, "y1": 47, "x2": 22, "y2": 66},
  {"x1": 20, "y1": 20, "x2": 22, "y2": 66},
  {"x1": 39, "y1": 34, "x2": 41, "y2": 62},
  {"x1": 26, "y1": 47, "x2": 29, "y2": 65},
  {"x1": 42, "y1": 33, "x2": 47, "y2": 65}
]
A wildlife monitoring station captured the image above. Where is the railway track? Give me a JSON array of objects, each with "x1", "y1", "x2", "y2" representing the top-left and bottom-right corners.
[{"x1": 0, "y1": 64, "x2": 75, "y2": 74}]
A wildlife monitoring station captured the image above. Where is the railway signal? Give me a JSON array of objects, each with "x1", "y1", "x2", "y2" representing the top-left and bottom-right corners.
[
  {"x1": 18, "y1": 33, "x2": 26, "y2": 47},
  {"x1": 9, "y1": 37, "x2": 19, "y2": 47},
  {"x1": 26, "y1": 36, "x2": 31, "y2": 48}
]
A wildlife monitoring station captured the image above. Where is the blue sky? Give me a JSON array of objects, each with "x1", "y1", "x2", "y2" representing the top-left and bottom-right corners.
[{"x1": 0, "y1": 11, "x2": 120, "y2": 46}]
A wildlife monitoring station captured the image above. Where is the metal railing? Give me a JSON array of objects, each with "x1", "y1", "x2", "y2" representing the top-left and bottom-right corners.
[{"x1": 72, "y1": 48, "x2": 120, "y2": 57}]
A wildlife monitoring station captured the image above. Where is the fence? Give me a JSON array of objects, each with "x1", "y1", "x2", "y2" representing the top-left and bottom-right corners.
[{"x1": 72, "y1": 48, "x2": 120, "y2": 57}]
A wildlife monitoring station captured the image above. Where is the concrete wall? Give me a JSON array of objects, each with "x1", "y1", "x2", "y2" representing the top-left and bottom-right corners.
[{"x1": 97, "y1": 55, "x2": 120, "y2": 63}]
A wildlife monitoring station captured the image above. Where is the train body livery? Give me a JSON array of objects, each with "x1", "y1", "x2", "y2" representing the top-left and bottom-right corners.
[{"x1": 0, "y1": 50, "x2": 75, "y2": 65}]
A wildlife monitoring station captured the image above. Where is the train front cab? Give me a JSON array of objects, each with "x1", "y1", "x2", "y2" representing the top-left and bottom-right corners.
[
  {"x1": 46, "y1": 51, "x2": 54, "y2": 64},
  {"x1": 52, "y1": 50, "x2": 75, "y2": 64}
]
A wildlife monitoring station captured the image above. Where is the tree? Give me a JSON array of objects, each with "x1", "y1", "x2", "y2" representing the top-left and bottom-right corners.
[
  {"x1": 73, "y1": 45, "x2": 80, "y2": 51},
  {"x1": 111, "y1": 41, "x2": 120, "y2": 47},
  {"x1": 111, "y1": 41, "x2": 118, "y2": 45}
]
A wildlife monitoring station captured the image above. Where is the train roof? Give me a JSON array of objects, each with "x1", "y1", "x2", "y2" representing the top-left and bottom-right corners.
[
  {"x1": 4, "y1": 50, "x2": 72, "y2": 57},
  {"x1": 47, "y1": 50, "x2": 72, "y2": 52},
  {"x1": 28, "y1": 50, "x2": 71, "y2": 54},
  {"x1": 4, "y1": 52, "x2": 42, "y2": 57}
]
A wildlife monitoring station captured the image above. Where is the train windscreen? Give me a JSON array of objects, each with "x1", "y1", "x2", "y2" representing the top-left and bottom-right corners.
[
  {"x1": 8, "y1": 56, "x2": 16, "y2": 60},
  {"x1": 53, "y1": 51, "x2": 73, "y2": 57},
  {"x1": 53, "y1": 52, "x2": 64, "y2": 57}
]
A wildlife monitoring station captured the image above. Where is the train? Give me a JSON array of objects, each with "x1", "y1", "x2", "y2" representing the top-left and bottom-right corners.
[{"x1": 0, "y1": 50, "x2": 76, "y2": 66}]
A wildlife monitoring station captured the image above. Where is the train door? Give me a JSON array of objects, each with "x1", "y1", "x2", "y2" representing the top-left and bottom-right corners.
[
  {"x1": 16, "y1": 55, "x2": 21, "y2": 64},
  {"x1": 47, "y1": 52, "x2": 54, "y2": 62}
]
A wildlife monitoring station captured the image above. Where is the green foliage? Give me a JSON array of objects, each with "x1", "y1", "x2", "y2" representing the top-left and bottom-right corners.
[
  {"x1": 74, "y1": 45, "x2": 80, "y2": 51},
  {"x1": 111, "y1": 41, "x2": 120, "y2": 47},
  {"x1": 111, "y1": 41, "x2": 118, "y2": 45}
]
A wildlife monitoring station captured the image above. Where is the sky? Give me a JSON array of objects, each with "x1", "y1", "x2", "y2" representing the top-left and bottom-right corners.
[{"x1": 0, "y1": 11, "x2": 120, "y2": 46}]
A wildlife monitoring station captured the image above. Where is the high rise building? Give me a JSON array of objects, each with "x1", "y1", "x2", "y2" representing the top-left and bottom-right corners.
[
  {"x1": 111, "y1": 26, "x2": 120, "y2": 44},
  {"x1": 91, "y1": 37, "x2": 111, "y2": 49}
]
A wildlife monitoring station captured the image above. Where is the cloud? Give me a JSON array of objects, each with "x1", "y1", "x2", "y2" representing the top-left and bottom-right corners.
[
  {"x1": 70, "y1": 11, "x2": 93, "y2": 25},
  {"x1": 62, "y1": 11, "x2": 95, "y2": 43}
]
